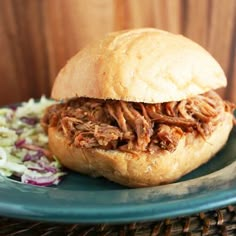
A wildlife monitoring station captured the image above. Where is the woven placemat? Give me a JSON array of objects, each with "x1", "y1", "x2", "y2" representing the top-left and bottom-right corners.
[{"x1": 1, "y1": 205, "x2": 236, "y2": 236}]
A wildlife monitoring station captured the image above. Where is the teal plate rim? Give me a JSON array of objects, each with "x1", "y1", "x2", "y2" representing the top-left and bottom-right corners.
[
  {"x1": 0, "y1": 159, "x2": 236, "y2": 224},
  {"x1": 0, "y1": 106, "x2": 235, "y2": 224}
]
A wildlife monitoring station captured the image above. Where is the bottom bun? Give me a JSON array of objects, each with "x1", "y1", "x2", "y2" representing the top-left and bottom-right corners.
[{"x1": 48, "y1": 112, "x2": 233, "y2": 187}]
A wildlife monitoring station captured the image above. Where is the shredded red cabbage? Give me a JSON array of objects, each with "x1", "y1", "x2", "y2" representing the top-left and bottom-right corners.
[
  {"x1": 20, "y1": 117, "x2": 39, "y2": 125},
  {"x1": 21, "y1": 173, "x2": 60, "y2": 186},
  {"x1": 1, "y1": 98, "x2": 65, "y2": 187},
  {"x1": 38, "y1": 162, "x2": 57, "y2": 173},
  {"x1": 23, "y1": 150, "x2": 44, "y2": 162},
  {"x1": 8, "y1": 104, "x2": 18, "y2": 111},
  {"x1": 14, "y1": 129, "x2": 23, "y2": 135},
  {"x1": 15, "y1": 139, "x2": 26, "y2": 148}
]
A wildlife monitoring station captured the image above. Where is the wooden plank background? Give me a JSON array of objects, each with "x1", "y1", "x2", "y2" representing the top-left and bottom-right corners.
[{"x1": 0, "y1": 0, "x2": 235, "y2": 105}]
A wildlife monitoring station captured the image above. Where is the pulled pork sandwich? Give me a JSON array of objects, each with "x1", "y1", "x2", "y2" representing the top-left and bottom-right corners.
[{"x1": 42, "y1": 28, "x2": 235, "y2": 187}]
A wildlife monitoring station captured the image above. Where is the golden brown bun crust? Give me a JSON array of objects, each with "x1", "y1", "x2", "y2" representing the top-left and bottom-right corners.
[
  {"x1": 52, "y1": 28, "x2": 226, "y2": 103},
  {"x1": 48, "y1": 112, "x2": 233, "y2": 187}
]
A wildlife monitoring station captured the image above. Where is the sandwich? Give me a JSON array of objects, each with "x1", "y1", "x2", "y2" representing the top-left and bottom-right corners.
[{"x1": 41, "y1": 28, "x2": 235, "y2": 187}]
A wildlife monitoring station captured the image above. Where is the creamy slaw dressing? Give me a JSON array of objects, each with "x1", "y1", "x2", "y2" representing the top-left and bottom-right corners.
[{"x1": 0, "y1": 97, "x2": 65, "y2": 186}]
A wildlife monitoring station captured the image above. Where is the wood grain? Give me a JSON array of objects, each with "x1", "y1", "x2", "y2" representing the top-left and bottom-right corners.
[
  {"x1": 183, "y1": 0, "x2": 209, "y2": 47},
  {"x1": 207, "y1": 0, "x2": 235, "y2": 98},
  {"x1": 0, "y1": 0, "x2": 235, "y2": 105},
  {"x1": 153, "y1": 0, "x2": 182, "y2": 33}
]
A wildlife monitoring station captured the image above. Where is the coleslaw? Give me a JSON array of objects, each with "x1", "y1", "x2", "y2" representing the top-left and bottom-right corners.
[{"x1": 0, "y1": 96, "x2": 65, "y2": 186}]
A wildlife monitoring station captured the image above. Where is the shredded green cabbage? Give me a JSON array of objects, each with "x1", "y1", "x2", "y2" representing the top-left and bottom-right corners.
[{"x1": 0, "y1": 96, "x2": 65, "y2": 186}]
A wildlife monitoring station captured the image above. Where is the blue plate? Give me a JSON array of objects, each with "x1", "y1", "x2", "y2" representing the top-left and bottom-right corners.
[{"x1": 0, "y1": 127, "x2": 236, "y2": 223}]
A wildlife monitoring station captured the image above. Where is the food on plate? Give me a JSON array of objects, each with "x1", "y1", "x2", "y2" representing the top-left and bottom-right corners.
[
  {"x1": 0, "y1": 97, "x2": 65, "y2": 186},
  {"x1": 42, "y1": 28, "x2": 235, "y2": 187}
]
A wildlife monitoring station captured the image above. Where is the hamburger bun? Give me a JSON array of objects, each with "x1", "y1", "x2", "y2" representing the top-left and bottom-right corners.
[
  {"x1": 48, "y1": 111, "x2": 233, "y2": 187},
  {"x1": 52, "y1": 28, "x2": 226, "y2": 103},
  {"x1": 47, "y1": 28, "x2": 234, "y2": 187}
]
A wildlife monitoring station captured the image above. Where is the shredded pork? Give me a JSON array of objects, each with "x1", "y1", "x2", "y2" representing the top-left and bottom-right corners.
[{"x1": 41, "y1": 91, "x2": 235, "y2": 153}]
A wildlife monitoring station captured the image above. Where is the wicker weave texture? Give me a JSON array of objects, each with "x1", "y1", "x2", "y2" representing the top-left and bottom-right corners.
[{"x1": 0, "y1": 206, "x2": 236, "y2": 236}]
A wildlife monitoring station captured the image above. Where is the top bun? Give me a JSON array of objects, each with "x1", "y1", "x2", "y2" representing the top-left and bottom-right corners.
[{"x1": 51, "y1": 28, "x2": 227, "y2": 103}]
